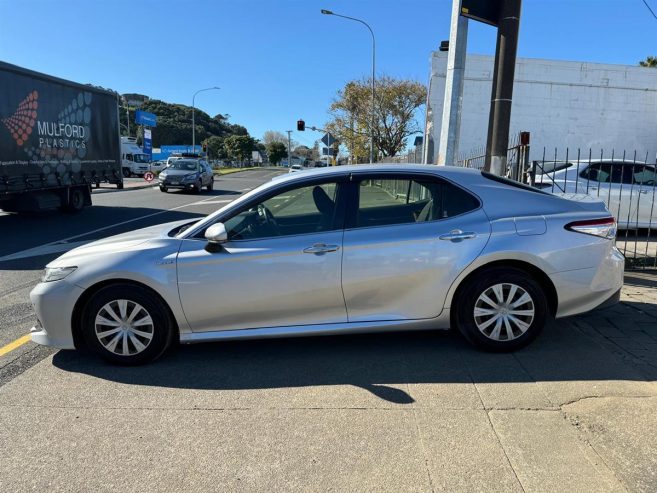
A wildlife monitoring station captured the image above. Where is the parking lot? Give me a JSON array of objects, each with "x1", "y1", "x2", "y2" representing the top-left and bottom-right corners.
[{"x1": 1, "y1": 170, "x2": 656, "y2": 492}]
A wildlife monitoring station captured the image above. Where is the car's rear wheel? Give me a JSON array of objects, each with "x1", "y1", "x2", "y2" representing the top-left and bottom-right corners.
[
  {"x1": 81, "y1": 284, "x2": 175, "y2": 365},
  {"x1": 159, "y1": 186, "x2": 168, "y2": 193},
  {"x1": 455, "y1": 267, "x2": 547, "y2": 352}
]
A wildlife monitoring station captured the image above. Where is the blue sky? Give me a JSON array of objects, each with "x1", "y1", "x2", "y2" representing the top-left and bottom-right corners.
[{"x1": 2, "y1": 0, "x2": 657, "y2": 148}]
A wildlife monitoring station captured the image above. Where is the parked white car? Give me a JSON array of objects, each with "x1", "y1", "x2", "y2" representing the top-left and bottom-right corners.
[{"x1": 535, "y1": 160, "x2": 657, "y2": 228}]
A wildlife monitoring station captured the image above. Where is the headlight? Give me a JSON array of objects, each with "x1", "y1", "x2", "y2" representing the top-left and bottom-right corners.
[
  {"x1": 159, "y1": 172, "x2": 167, "y2": 179},
  {"x1": 42, "y1": 266, "x2": 77, "y2": 282}
]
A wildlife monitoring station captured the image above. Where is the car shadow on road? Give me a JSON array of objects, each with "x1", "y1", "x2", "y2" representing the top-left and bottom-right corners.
[{"x1": 52, "y1": 300, "x2": 657, "y2": 404}]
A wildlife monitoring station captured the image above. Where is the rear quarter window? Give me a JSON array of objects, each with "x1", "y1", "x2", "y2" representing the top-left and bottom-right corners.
[{"x1": 481, "y1": 171, "x2": 549, "y2": 194}]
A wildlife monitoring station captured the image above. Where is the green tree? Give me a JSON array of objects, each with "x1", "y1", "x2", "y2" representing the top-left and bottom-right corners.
[
  {"x1": 327, "y1": 75, "x2": 427, "y2": 159},
  {"x1": 119, "y1": 99, "x2": 251, "y2": 148},
  {"x1": 224, "y1": 135, "x2": 256, "y2": 162},
  {"x1": 263, "y1": 130, "x2": 287, "y2": 145},
  {"x1": 203, "y1": 136, "x2": 227, "y2": 160},
  {"x1": 266, "y1": 141, "x2": 288, "y2": 165},
  {"x1": 640, "y1": 56, "x2": 657, "y2": 67}
]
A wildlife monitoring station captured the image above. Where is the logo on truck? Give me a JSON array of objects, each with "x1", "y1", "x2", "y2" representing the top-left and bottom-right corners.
[
  {"x1": 2, "y1": 90, "x2": 90, "y2": 152},
  {"x1": 1, "y1": 90, "x2": 38, "y2": 147}
]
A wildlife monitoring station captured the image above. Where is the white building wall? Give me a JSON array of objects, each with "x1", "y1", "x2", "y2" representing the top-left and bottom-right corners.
[{"x1": 427, "y1": 52, "x2": 657, "y2": 163}]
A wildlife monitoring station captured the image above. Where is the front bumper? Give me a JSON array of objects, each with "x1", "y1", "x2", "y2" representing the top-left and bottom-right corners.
[
  {"x1": 29, "y1": 280, "x2": 83, "y2": 349},
  {"x1": 159, "y1": 179, "x2": 201, "y2": 190}
]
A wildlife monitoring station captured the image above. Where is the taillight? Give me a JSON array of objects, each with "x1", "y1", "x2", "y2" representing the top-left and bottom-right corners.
[{"x1": 565, "y1": 217, "x2": 616, "y2": 239}]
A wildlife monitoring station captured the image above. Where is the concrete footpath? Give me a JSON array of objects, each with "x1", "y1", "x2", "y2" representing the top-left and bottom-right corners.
[{"x1": 1, "y1": 276, "x2": 656, "y2": 492}]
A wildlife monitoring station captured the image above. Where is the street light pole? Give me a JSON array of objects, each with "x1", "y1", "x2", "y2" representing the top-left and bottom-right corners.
[
  {"x1": 192, "y1": 86, "x2": 220, "y2": 153},
  {"x1": 321, "y1": 9, "x2": 375, "y2": 163}
]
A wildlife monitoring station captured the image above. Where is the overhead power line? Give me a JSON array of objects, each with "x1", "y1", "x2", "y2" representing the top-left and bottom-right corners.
[{"x1": 642, "y1": 0, "x2": 657, "y2": 20}]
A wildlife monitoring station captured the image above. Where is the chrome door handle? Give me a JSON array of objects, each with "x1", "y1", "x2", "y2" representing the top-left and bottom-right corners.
[
  {"x1": 303, "y1": 243, "x2": 340, "y2": 254},
  {"x1": 439, "y1": 229, "x2": 477, "y2": 241},
  {"x1": 639, "y1": 190, "x2": 649, "y2": 195}
]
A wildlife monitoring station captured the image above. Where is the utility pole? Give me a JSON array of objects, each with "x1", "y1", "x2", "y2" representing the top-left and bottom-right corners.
[
  {"x1": 286, "y1": 130, "x2": 292, "y2": 167},
  {"x1": 437, "y1": 0, "x2": 468, "y2": 166},
  {"x1": 484, "y1": 0, "x2": 522, "y2": 175}
]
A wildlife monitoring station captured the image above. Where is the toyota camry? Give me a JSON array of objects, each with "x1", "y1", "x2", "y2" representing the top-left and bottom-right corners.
[{"x1": 30, "y1": 164, "x2": 624, "y2": 364}]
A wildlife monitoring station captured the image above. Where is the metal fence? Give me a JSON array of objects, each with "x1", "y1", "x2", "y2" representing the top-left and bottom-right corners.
[{"x1": 457, "y1": 146, "x2": 657, "y2": 271}]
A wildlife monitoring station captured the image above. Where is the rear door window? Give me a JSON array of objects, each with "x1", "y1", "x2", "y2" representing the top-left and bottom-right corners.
[{"x1": 351, "y1": 175, "x2": 479, "y2": 228}]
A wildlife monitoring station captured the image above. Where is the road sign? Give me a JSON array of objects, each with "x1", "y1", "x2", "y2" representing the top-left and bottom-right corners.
[
  {"x1": 321, "y1": 132, "x2": 336, "y2": 147},
  {"x1": 460, "y1": 0, "x2": 502, "y2": 27},
  {"x1": 135, "y1": 109, "x2": 157, "y2": 127},
  {"x1": 143, "y1": 128, "x2": 152, "y2": 156},
  {"x1": 144, "y1": 172, "x2": 155, "y2": 182}
]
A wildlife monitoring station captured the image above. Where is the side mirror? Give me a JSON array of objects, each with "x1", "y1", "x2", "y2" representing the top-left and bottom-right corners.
[{"x1": 205, "y1": 223, "x2": 227, "y2": 244}]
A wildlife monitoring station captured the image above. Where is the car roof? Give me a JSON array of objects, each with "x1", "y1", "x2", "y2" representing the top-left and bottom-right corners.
[{"x1": 272, "y1": 163, "x2": 480, "y2": 182}]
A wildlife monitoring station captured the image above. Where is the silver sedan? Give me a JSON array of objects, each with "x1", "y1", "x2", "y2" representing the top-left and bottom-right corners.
[{"x1": 30, "y1": 164, "x2": 624, "y2": 364}]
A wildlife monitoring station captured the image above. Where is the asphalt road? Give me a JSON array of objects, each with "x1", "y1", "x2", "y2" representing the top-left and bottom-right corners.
[{"x1": 0, "y1": 168, "x2": 284, "y2": 384}]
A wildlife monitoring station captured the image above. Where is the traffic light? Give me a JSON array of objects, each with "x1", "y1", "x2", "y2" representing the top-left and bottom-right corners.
[
  {"x1": 297, "y1": 119, "x2": 305, "y2": 131},
  {"x1": 202, "y1": 144, "x2": 207, "y2": 153}
]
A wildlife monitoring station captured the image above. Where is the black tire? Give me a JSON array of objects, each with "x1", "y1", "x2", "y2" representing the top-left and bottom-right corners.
[
  {"x1": 206, "y1": 179, "x2": 214, "y2": 191},
  {"x1": 195, "y1": 180, "x2": 202, "y2": 194},
  {"x1": 122, "y1": 168, "x2": 131, "y2": 178},
  {"x1": 160, "y1": 186, "x2": 168, "y2": 193},
  {"x1": 64, "y1": 187, "x2": 86, "y2": 213},
  {"x1": 81, "y1": 284, "x2": 175, "y2": 365},
  {"x1": 455, "y1": 267, "x2": 548, "y2": 352},
  {"x1": 117, "y1": 182, "x2": 124, "y2": 190}
]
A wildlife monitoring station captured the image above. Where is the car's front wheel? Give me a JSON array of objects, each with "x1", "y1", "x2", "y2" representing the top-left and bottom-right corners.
[
  {"x1": 81, "y1": 284, "x2": 175, "y2": 365},
  {"x1": 455, "y1": 267, "x2": 547, "y2": 352}
]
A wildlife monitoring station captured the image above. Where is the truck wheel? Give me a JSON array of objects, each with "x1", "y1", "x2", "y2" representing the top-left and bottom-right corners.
[
  {"x1": 122, "y1": 168, "x2": 131, "y2": 178},
  {"x1": 117, "y1": 182, "x2": 124, "y2": 190},
  {"x1": 207, "y1": 179, "x2": 214, "y2": 191},
  {"x1": 64, "y1": 187, "x2": 86, "y2": 213},
  {"x1": 195, "y1": 180, "x2": 202, "y2": 194},
  {"x1": 160, "y1": 186, "x2": 168, "y2": 193}
]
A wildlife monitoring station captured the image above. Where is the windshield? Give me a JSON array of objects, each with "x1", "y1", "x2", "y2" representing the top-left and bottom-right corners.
[
  {"x1": 133, "y1": 154, "x2": 150, "y2": 163},
  {"x1": 168, "y1": 160, "x2": 199, "y2": 171}
]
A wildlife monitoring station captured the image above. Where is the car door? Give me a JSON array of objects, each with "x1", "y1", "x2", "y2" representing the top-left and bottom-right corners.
[
  {"x1": 631, "y1": 164, "x2": 657, "y2": 227},
  {"x1": 341, "y1": 173, "x2": 490, "y2": 322},
  {"x1": 176, "y1": 177, "x2": 348, "y2": 332},
  {"x1": 200, "y1": 163, "x2": 211, "y2": 186}
]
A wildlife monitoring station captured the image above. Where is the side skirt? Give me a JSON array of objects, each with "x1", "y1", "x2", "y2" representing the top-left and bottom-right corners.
[{"x1": 180, "y1": 311, "x2": 451, "y2": 344}]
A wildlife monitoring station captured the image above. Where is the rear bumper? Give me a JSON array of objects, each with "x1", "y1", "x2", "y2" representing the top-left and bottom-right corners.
[
  {"x1": 592, "y1": 287, "x2": 621, "y2": 311},
  {"x1": 550, "y1": 246, "x2": 624, "y2": 318}
]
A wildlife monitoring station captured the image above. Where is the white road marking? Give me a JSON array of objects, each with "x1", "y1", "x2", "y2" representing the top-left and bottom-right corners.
[
  {"x1": 0, "y1": 194, "x2": 219, "y2": 262},
  {"x1": 0, "y1": 240, "x2": 91, "y2": 262},
  {"x1": 188, "y1": 199, "x2": 232, "y2": 205}
]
